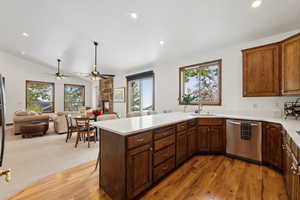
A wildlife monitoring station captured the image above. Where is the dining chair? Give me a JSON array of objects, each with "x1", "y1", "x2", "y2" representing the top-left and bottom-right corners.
[
  {"x1": 95, "y1": 114, "x2": 119, "y2": 170},
  {"x1": 74, "y1": 117, "x2": 96, "y2": 148},
  {"x1": 65, "y1": 115, "x2": 77, "y2": 143}
]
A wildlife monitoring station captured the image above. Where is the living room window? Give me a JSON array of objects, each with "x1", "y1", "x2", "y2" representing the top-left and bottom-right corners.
[
  {"x1": 26, "y1": 80, "x2": 55, "y2": 113},
  {"x1": 179, "y1": 59, "x2": 222, "y2": 105},
  {"x1": 64, "y1": 84, "x2": 85, "y2": 111},
  {"x1": 127, "y1": 71, "x2": 155, "y2": 113}
]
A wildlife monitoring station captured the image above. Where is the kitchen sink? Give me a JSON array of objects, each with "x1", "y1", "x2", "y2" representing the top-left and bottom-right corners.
[{"x1": 190, "y1": 113, "x2": 216, "y2": 117}]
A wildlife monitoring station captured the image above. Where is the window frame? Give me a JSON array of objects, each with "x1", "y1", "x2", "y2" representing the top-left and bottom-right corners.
[
  {"x1": 64, "y1": 84, "x2": 86, "y2": 112},
  {"x1": 179, "y1": 59, "x2": 222, "y2": 106},
  {"x1": 126, "y1": 71, "x2": 155, "y2": 114},
  {"x1": 25, "y1": 80, "x2": 55, "y2": 113}
]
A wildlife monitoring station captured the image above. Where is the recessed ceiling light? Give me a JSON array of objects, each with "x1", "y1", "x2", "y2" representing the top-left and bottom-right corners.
[
  {"x1": 160, "y1": 41, "x2": 165, "y2": 46},
  {"x1": 129, "y1": 12, "x2": 138, "y2": 19},
  {"x1": 252, "y1": 0, "x2": 262, "y2": 8},
  {"x1": 21, "y1": 51, "x2": 25, "y2": 55},
  {"x1": 22, "y1": 32, "x2": 29, "y2": 37}
]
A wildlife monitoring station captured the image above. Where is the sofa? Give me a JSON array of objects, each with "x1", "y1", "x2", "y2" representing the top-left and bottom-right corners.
[{"x1": 13, "y1": 111, "x2": 49, "y2": 135}]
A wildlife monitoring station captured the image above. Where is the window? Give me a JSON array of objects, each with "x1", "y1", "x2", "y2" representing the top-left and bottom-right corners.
[
  {"x1": 179, "y1": 59, "x2": 222, "y2": 105},
  {"x1": 127, "y1": 71, "x2": 155, "y2": 113},
  {"x1": 64, "y1": 84, "x2": 85, "y2": 111},
  {"x1": 26, "y1": 81, "x2": 55, "y2": 113}
]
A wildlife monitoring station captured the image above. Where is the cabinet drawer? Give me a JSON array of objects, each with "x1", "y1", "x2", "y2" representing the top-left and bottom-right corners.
[
  {"x1": 153, "y1": 144, "x2": 175, "y2": 166},
  {"x1": 154, "y1": 135, "x2": 175, "y2": 151},
  {"x1": 154, "y1": 126, "x2": 176, "y2": 140},
  {"x1": 177, "y1": 122, "x2": 188, "y2": 132},
  {"x1": 127, "y1": 131, "x2": 153, "y2": 149},
  {"x1": 198, "y1": 118, "x2": 224, "y2": 125},
  {"x1": 153, "y1": 157, "x2": 175, "y2": 182}
]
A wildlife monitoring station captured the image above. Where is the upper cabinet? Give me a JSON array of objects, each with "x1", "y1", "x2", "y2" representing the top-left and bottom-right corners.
[
  {"x1": 242, "y1": 43, "x2": 280, "y2": 97},
  {"x1": 242, "y1": 33, "x2": 300, "y2": 97},
  {"x1": 282, "y1": 34, "x2": 300, "y2": 95}
]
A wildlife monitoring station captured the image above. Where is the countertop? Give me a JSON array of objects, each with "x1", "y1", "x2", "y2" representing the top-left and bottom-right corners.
[{"x1": 92, "y1": 112, "x2": 300, "y2": 147}]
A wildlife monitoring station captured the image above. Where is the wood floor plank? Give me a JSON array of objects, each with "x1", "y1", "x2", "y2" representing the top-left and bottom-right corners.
[{"x1": 10, "y1": 156, "x2": 288, "y2": 200}]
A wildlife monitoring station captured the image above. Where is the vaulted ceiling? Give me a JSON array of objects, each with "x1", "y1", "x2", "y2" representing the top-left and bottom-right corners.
[{"x1": 1, "y1": 0, "x2": 300, "y2": 75}]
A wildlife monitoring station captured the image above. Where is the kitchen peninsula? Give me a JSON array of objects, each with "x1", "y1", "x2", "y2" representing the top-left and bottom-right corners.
[{"x1": 93, "y1": 112, "x2": 300, "y2": 200}]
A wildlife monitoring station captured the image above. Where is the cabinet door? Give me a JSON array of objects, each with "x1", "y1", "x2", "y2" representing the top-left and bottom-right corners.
[
  {"x1": 198, "y1": 126, "x2": 210, "y2": 152},
  {"x1": 209, "y1": 126, "x2": 224, "y2": 153},
  {"x1": 187, "y1": 128, "x2": 197, "y2": 157},
  {"x1": 282, "y1": 34, "x2": 300, "y2": 95},
  {"x1": 263, "y1": 123, "x2": 283, "y2": 170},
  {"x1": 286, "y1": 152, "x2": 299, "y2": 200},
  {"x1": 242, "y1": 44, "x2": 280, "y2": 97},
  {"x1": 127, "y1": 144, "x2": 153, "y2": 199},
  {"x1": 176, "y1": 131, "x2": 188, "y2": 165}
]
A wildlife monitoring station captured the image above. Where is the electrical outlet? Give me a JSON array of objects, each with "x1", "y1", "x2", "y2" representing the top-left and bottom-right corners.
[{"x1": 253, "y1": 104, "x2": 258, "y2": 109}]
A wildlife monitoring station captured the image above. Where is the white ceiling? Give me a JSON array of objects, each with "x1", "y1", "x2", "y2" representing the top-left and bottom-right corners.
[{"x1": 0, "y1": 0, "x2": 300, "y2": 75}]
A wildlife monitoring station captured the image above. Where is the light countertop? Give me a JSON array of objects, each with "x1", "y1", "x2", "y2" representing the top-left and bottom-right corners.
[{"x1": 92, "y1": 112, "x2": 300, "y2": 147}]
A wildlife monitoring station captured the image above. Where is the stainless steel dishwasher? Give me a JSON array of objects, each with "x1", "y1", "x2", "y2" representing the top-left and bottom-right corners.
[{"x1": 226, "y1": 119, "x2": 262, "y2": 163}]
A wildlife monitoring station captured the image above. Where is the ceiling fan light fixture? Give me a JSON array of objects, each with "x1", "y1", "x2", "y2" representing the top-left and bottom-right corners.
[
  {"x1": 55, "y1": 75, "x2": 64, "y2": 80},
  {"x1": 91, "y1": 75, "x2": 100, "y2": 81}
]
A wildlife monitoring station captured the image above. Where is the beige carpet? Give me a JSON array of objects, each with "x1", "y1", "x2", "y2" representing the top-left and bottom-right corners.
[{"x1": 0, "y1": 123, "x2": 98, "y2": 200}]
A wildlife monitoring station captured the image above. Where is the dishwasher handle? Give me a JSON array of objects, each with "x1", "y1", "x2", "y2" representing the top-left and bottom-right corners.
[{"x1": 227, "y1": 120, "x2": 259, "y2": 126}]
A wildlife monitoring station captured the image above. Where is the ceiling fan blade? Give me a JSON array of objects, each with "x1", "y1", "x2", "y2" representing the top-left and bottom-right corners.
[
  {"x1": 98, "y1": 74, "x2": 108, "y2": 79},
  {"x1": 101, "y1": 74, "x2": 115, "y2": 77}
]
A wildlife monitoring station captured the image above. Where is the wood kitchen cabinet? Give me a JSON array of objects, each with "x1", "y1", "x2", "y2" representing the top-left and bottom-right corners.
[
  {"x1": 187, "y1": 127, "x2": 197, "y2": 157},
  {"x1": 176, "y1": 131, "x2": 188, "y2": 165},
  {"x1": 282, "y1": 33, "x2": 300, "y2": 95},
  {"x1": 282, "y1": 131, "x2": 300, "y2": 200},
  {"x1": 198, "y1": 119, "x2": 225, "y2": 153},
  {"x1": 197, "y1": 126, "x2": 210, "y2": 152},
  {"x1": 210, "y1": 126, "x2": 224, "y2": 152},
  {"x1": 262, "y1": 123, "x2": 283, "y2": 170},
  {"x1": 127, "y1": 144, "x2": 153, "y2": 199},
  {"x1": 242, "y1": 43, "x2": 280, "y2": 97}
]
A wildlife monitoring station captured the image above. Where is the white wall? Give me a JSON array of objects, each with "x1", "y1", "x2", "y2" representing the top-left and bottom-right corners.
[
  {"x1": 0, "y1": 51, "x2": 93, "y2": 123},
  {"x1": 113, "y1": 29, "x2": 300, "y2": 118}
]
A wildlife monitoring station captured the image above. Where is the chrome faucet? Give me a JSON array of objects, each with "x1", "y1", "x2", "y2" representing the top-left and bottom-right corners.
[
  {"x1": 198, "y1": 100, "x2": 203, "y2": 113},
  {"x1": 0, "y1": 169, "x2": 11, "y2": 182}
]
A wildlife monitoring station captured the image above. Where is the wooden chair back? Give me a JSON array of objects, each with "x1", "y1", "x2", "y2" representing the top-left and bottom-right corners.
[{"x1": 75, "y1": 117, "x2": 91, "y2": 131}]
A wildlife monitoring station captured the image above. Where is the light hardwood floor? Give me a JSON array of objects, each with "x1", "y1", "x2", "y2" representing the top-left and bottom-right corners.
[{"x1": 10, "y1": 155, "x2": 288, "y2": 200}]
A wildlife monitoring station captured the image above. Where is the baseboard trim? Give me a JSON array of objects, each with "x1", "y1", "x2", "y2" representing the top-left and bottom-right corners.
[{"x1": 226, "y1": 153, "x2": 262, "y2": 165}]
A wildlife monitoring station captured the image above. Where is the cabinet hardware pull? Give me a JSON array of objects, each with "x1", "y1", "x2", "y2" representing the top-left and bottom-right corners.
[
  {"x1": 136, "y1": 138, "x2": 144, "y2": 142},
  {"x1": 150, "y1": 147, "x2": 153, "y2": 151},
  {"x1": 282, "y1": 144, "x2": 286, "y2": 150},
  {"x1": 162, "y1": 165, "x2": 168, "y2": 170}
]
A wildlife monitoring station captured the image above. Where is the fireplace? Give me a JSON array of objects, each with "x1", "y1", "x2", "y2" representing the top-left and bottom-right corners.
[{"x1": 102, "y1": 100, "x2": 110, "y2": 113}]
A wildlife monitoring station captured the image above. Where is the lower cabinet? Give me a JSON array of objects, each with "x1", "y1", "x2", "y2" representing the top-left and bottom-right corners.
[
  {"x1": 101, "y1": 119, "x2": 299, "y2": 200},
  {"x1": 282, "y1": 131, "x2": 300, "y2": 200},
  {"x1": 176, "y1": 131, "x2": 188, "y2": 165},
  {"x1": 127, "y1": 144, "x2": 153, "y2": 199},
  {"x1": 210, "y1": 126, "x2": 224, "y2": 152},
  {"x1": 187, "y1": 127, "x2": 197, "y2": 157},
  {"x1": 197, "y1": 126, "x2": 210, "y2": 152},
  {"x1": 263, "y1": 123, "x2": 283, "y2": 170},
  {"x1": 197, "y1": 121, "x2": 225, "y2": 153}
]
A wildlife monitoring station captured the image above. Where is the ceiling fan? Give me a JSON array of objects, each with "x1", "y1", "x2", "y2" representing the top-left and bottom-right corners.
[
  {"x1": 53, "y1": 59, "x2": 72, "y2": 80},
  {"x1": 78, "y1": 41, "x2": 115, "y2": 80}
]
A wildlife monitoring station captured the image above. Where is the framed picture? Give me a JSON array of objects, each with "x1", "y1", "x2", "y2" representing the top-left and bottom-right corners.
[{"x1": 114, "y1": 87, "x2": 126, "y2": 103}]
